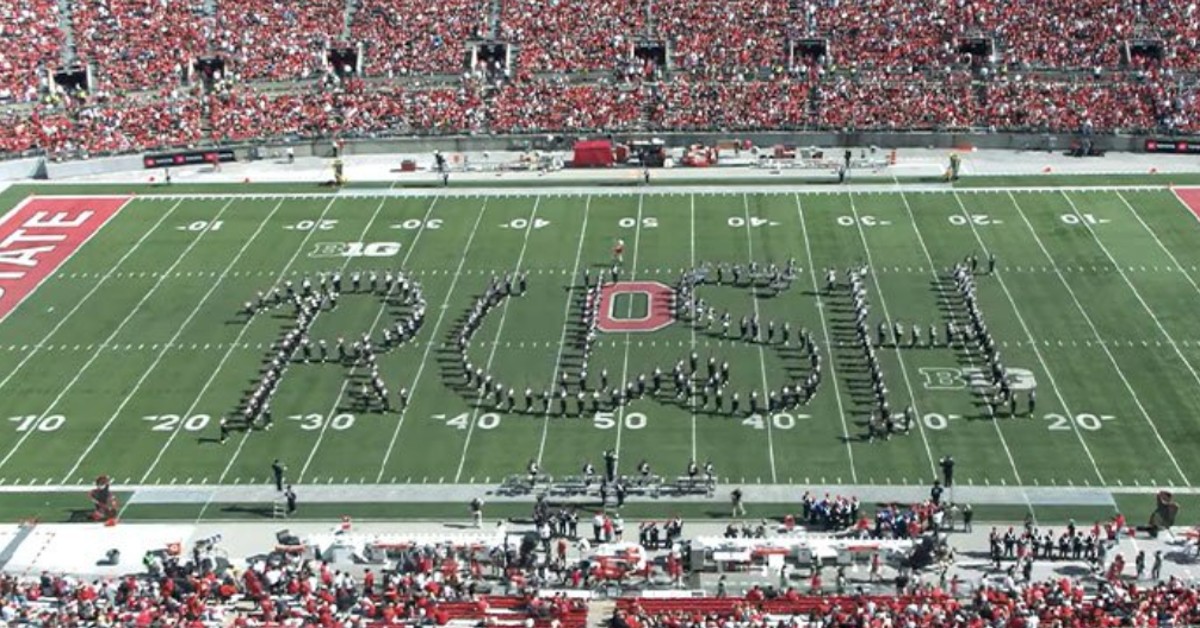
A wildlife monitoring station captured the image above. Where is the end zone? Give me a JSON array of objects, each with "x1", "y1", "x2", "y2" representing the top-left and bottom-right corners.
[
  {"x1": 1171, "y1": 187, "x2": 1200, "y2": 222},
  {"x1": 0, "y1": 196, "x2": 131, "y2": 322}
]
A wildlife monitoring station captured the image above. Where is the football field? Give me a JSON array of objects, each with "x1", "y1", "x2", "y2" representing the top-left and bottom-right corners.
[{"x1": 3, "y1": 183, "x2": 1200, "y2": 502}]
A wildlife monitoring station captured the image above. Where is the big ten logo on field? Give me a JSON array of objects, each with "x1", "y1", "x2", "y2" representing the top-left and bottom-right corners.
[
  {"x1": 919, "y1": 366, "x2": 1036, "y2": 391},
  {"x1": 308, "y1": 241, "x2": 401, "y2": 258},
  {"x1": 597, "y1": 281, "x2": 674, "y2": 332}
]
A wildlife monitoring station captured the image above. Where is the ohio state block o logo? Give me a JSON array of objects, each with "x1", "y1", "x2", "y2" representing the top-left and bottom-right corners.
[{"x1": 597, "y1": 281, "x2": 675, "y2": 333}]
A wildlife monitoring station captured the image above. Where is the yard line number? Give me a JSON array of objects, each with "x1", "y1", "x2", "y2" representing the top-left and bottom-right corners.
[
  {"x1": 594, "y1": 411, "x2": 646, "y2": 430},
  {"x1": 837, "y1": 215, "x2": 891, "y2": 227},
  {"x1": 182, "y1": 220, "x2": 223, "y2": 232},
  {"x1": 1045, "y1": 413, "x2": 1114, "y2": 431},
  {"x1": 290, "y1": 413, "x2": 356, "y2": 431},
  {"x1": 8, "y1": 414, "x2": 65, "y2": 432},
  {"x1": 1060, "y1": 213, "x2": 1109, "y2": 225},
  {"x1": 435, "y1": 412, "x2": 502, "y2": 430},
  {"x1": 948, "y1": 214, "x2": 998, "y2": 226},
  {"x1": 144, "y1": 414, "x2": 210, "y2": 432},
  {"x1": 743, "y1": 412, "x2": 810, "y2": 430}
]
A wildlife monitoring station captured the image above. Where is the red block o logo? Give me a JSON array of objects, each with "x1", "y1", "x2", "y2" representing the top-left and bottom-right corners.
[{"x1": 597, "y1": 281, "x2": 674, "y2": 333}]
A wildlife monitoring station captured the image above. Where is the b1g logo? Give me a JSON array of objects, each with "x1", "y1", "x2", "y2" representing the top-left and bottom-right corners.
[
  {"x1": 597, "y1": 281, "x2": 674, "y2": 333},
  {"x1": 309, "y1": 241, "x2": 401, "y2": 258},
  {"x1": 919, "y1": 366, "x2": 1036, "y2": 391}
]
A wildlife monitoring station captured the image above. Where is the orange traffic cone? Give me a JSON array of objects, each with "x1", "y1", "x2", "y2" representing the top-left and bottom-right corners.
[{"x1": 1042, "y1": 166, "x2": 1053, "y2": 174}]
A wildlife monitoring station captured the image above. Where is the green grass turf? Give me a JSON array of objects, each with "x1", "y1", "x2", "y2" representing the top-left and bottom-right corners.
[{"x1": 2, "y1": 181, "x2": 1200, "y2": 519}]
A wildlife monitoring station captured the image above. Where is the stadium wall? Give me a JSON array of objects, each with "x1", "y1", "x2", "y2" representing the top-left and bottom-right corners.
[{"x1": 0, "y1": 158, "x2": 43, "y2": 180}]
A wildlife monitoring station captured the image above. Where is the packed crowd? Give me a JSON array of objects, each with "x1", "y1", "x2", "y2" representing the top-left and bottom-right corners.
[
  {"x1": 500, "y1": 0, "x2": 646, "y2": 73},
  {"x1": 0, "y1": 0, "x2": 62, "y2": 103},
  {"x1": 70, "y1": 0, "x2": 209, "y2": 92},
  {"x1": 0, "y1": 565, "x2": 589, "y2": 625},
  {"x1": 211, "y1": 0, "x2": 346, "y2": 82},
  {"x1": 207, "y1": 81, "x2": 486, "y2": 143},
  {"x1": 649, "y1": 78, "x2": 812, "y2": 130},
  {"x1": 657, "y1": 0, "x2": 788, "y2": 75},
  {"x1": 6, "y1": 0, "x2": 1200, "y2": 101},
  {"x1": 2, "y1": 75, "x2": 1197, "y2": 159},
  {"x1": 352, "y1": 0, "x2": 487, "y2": 77},
  {"x1": 490, "y1": 80, "x2": 644, "y2": 133},
  {"x1": 612, "y1": 575, "x2": 1200, "y2": 628}
]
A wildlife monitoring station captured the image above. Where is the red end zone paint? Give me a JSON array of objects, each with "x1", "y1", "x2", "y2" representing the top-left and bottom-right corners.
[
  {"x1": 0, "y1": 196, "x2": 130, "y2": 321},
  {"x1": 1173, "y1": 187, "x2": 1200, "y2": 221},
  {"x1": 596, "y1": 281, "x2": 675, "y2": 333}
]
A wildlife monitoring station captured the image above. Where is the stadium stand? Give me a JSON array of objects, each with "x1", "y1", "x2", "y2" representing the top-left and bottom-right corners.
[
  {"x1": 498, "y1": 0, "x2": 646, "y2": 73},
  {"x1": 490, "y1": 80, "x2": 644, "y2": 133},
  {"x1": 0, "y1": 0, "x2": 62, "y2": 103},
  {"x1": 351, "y1": 0, "x2": 488, "y2": 77},
  {"x1": 70, "y1": 0, "x2": 209, "y2": 92},
  {"x1": 657, "y1": 0, "x2": 788, "y2": 74},
  {"x1": 210, "y1": 0, "x2": 347, "y2": 81}
]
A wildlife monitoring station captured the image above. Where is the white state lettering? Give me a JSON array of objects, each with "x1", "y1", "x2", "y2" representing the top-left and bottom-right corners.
[
  {"x1": 25, "y1": 210, "x2": 93, "y2": 229},
  {"x1": 0, "y1": 271, "x2": 23, "y2": 279},
  {"x1": 0, "y1": 228, "x2": 66, "y2": 248},
  {"x1": 0, "y1": 246, "x2": 55, "y2": 267},
  {"x1": 0, "y1": 287, "x2": 5, "y2": 300}
]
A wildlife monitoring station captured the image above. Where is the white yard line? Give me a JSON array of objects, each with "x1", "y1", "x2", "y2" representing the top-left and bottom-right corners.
[
  {"x1": 0, "y1": 198, "x2": 173, "y2": 393},
  {"x1": 451, "y1": 199, "x2": 542, "y2": 482},
  {"x1": 0, "y1": 199, "x2": 233, "y2": 473},
  {"x1": 846, "y1": 192, "x2": 938, "y2": 478},
  {"x1": 212, "y1": 196, "x2": 368, "y2": 484},
  {"x1": 793, "y1": 194, "x2": 857, "y2": 482},
  {"x1": 951, "y1": 192, "x2": 1108, "y2": 487},
  {"x1": 374, "y1": 200, "x2": 490, "y2": 481},
  {"x1": 66, "y1": 200, "x2": 284, "y2": 483},
  {"x1": 536, "y1": 197, "x2": 591, "y2": 465},
  {"x1": 1009, "y1": 192, "x2": 1189, "y2": 485},
  {"x1": 612, "y1": 195, "x2": 644, "y2": 476},
  {"x1": 740, "y1": 194, "x2": 778, "y2": 483},
  {"x1": 689, "y1": 194, "x2": 697, "y2": 462},
  {"x1": 295, "y1": 197, "x2": 437, "y2": 482},
  {"x1": 895, "y1": 189, "x2": 1029, "y2": 510}
]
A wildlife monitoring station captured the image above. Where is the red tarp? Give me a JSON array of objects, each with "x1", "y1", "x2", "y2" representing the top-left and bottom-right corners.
[{"x1": 572, "y1": 140, "x2": 614, "y2": 168}]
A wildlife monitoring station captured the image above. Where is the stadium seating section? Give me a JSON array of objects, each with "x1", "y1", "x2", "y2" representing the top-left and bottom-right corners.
[
  {"x1": 5, "y1": 568, "x2": 1200, "y2": 624},
  {"x1": 0, "y1": 0, "x2": 1198, "y2": 157}
]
